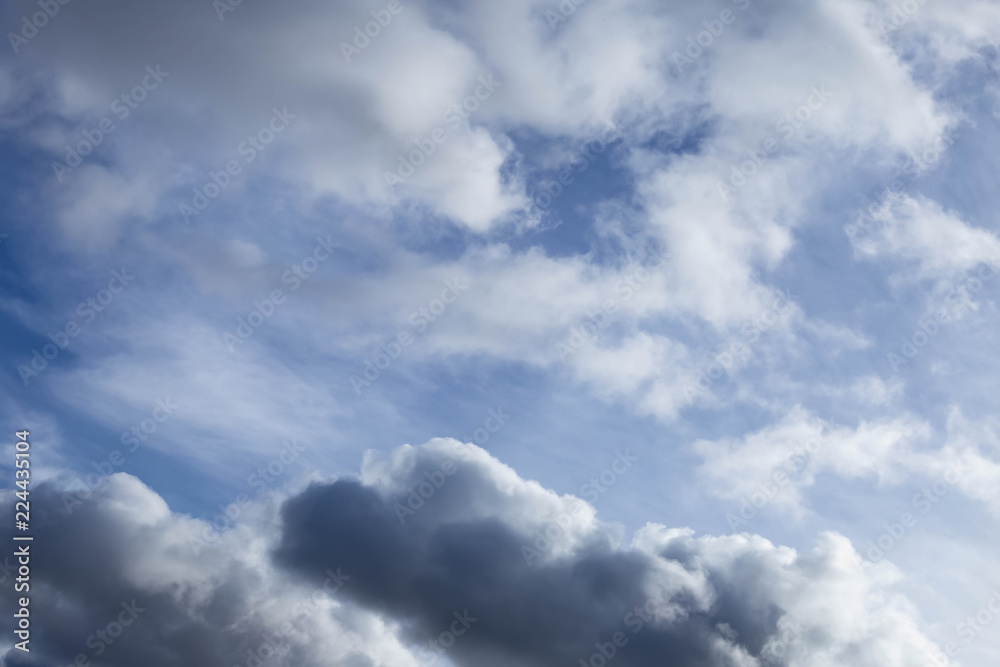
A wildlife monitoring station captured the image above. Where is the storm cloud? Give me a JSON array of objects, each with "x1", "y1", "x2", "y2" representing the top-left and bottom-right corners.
[{"x1": 1, "y1": 440, "x2": 945, "y2": 666}]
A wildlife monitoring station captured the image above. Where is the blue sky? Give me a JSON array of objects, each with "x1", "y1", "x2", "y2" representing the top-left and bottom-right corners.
[{"x1": 1, "y1": 0, "x2": 1000, "y2": 665}]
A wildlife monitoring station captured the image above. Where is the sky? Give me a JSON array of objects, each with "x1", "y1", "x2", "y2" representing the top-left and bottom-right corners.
[{"x1": 0, "y1": 0, "x2": 999, "y2": 665}]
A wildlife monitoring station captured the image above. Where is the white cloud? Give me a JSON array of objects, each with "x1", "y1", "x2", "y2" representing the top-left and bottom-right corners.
[
  {"x1": 694, "y1": 407, "x2": 931, "y2": 514},
  {"x1": 851, "y1": 194, "x2": 1000, "y2": 279},
  {"x1": 695, "y1": 405, "x2": 1000, "y2": 523}
]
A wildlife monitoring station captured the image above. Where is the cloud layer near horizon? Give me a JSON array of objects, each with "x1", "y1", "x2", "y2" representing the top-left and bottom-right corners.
[{"x1": 0, "y1": 440, "x2": 946, "y2": 666}]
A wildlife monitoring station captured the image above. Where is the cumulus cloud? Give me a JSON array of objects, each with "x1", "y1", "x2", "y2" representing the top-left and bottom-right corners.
[
  {"x1": 3, "y1": 0, "x2": 991, "y2": 434},
  {"x1": 850, "y1": 194, "x2": 1000, "y2": 279},
  {"x1": 0, "y1": 439, "x2": 948, "y2": 666},
  {"x1": 694, "y1": 408, "x2": 933, "y2": 511},
  {"x1": 693, "y1": 405, "x2": 1000, "y2": 523},
  {"x1": 0, "y1": 474, "x2": 418, "y2": 667}
]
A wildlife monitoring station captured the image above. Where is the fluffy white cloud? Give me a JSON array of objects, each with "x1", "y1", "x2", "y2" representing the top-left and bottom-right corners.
[
  {"x1": 4, "y1": 0, "x2": 991, "y2": 431},
  {"x1": 850, "y1": 194, "x2": 1000, "y2": 279},
  {"x1": 695, "y1": 405, "x2": 1000, "y2": 522}
]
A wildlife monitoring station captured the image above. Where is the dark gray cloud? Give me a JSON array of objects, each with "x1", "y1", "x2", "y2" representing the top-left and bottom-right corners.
[
  {"x1": 0, "y1": 480, "x2": 282, "y2": 667},
  {"x1": 0, "y1": 439, "x2": 946, "y2": 667},
  {"x1": 275, "y1": 466, "x2": 776, "y2": 666}
]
